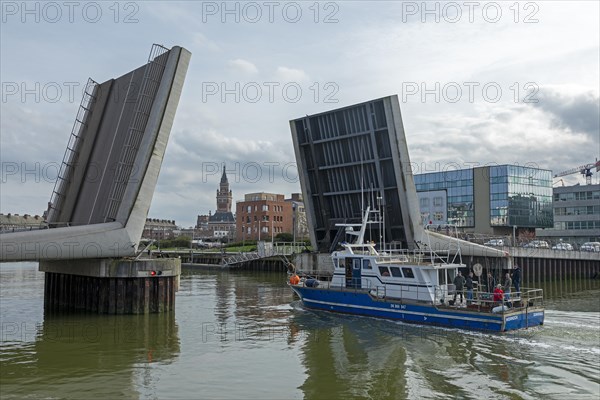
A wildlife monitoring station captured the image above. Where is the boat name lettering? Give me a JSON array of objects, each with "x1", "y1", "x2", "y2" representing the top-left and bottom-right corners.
[
  {"x1": 505, "y1": 316, "x2": 518, "y2": 322},
  {"x1": 532, "y1": 312, "x2": 543, "y2": 317},
  {"x1": 390, "y1": 304, "x2": 406, "y2": 310}
]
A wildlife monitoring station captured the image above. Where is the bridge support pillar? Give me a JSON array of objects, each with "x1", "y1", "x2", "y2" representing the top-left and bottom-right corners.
[{"x1": 40, "y1": 258, "x2": 181, "y2": 314}]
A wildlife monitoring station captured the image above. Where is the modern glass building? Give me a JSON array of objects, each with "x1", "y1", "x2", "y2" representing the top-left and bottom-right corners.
[
  {"x1": 414, "y1": 165, "x2": 553, "y2": 235},
  {"x1": 536, "y1": 183, "x2": 600, "y2": 246},
  {"x1": 415, "y1": 169, "x2": 474, "y2": 227},
  {"x1": 489, "y1": 165, "x2": 553, "y2": 228}
]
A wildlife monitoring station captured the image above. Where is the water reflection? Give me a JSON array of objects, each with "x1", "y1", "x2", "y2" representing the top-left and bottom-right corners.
[{"x1": 2, "y1": 311, "x2": 179, "y2": 398}]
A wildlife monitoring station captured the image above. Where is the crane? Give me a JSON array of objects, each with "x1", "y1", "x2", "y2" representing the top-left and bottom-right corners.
[{"x1": 554, "y1": 160, "x2": 600, "y2": 185}]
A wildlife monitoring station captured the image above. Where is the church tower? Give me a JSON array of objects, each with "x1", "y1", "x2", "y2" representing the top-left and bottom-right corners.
[{"x1": 217, "y1": 165, "x2": 232, "y2": 213}]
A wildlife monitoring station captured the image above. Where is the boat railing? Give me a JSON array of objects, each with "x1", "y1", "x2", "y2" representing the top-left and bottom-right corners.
[
  {"x1": 376, "y1": 249, "x2": 427, "y2": 264},
  {"x1": 380, "y1": 248, "x2": 462, "y2": 266},
  {"x1": 434, "y1": 285, "x2": 544, "y2": 313}
]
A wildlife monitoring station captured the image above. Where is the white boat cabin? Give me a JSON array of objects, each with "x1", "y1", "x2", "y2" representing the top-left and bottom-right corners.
[
  {"x1": 330, "y1": 242, "x2": 464, "y2": 304},
  {"x1": 328, "y1": 207, "x2": 466, "y2": 304}
]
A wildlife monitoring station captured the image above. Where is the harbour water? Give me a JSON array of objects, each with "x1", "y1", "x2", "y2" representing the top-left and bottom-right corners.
[{"x1": 1, "y1": 262, "x2": 599, "y2": 399}]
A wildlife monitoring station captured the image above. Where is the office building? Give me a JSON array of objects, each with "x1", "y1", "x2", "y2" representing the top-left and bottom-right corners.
[
  {"x1": 414, "y1": 165, "x2": 553, "y2": 236},
  {"x1": 536, "y1": 183, "x2": 600, "y2": 246}
]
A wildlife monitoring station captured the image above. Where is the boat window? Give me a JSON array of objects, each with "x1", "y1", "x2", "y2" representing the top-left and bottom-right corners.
[
  {"x1": 362, "y1": 259, "x2": 372, "y2": 269},
  {"x1": 379, "y1": 266, "x2": 390, "y2": 276},
  {"x1": 353, "y1": 259, "x2": 361, "y2": 269},
  {"x1": 402, "y1": 268, "x2": 415, "y2": 278},
  {"x1": 389, "y1": 267, "x2": 403, "y2": 277}
]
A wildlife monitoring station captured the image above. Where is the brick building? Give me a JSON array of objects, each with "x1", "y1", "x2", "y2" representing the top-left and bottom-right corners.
[
  {"x1": 236, "y1": 192, "x2": 293, "y2": 241},
  {"x1": 143, "y1": 218, "x2": 177, "y2": 240}
]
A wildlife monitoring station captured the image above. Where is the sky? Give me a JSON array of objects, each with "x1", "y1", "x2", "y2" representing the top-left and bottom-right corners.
[{"x1": 1, "y1": 1, "x2": 599, "y2": 228}]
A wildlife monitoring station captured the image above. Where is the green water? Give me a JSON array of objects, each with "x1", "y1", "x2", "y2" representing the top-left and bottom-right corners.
[{"x1": 1, "y1": 263, "x2": 599, "y2": 399}]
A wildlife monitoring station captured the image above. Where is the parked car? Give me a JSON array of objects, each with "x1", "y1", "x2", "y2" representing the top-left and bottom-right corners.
[
  {"x1": 523, "y1": 240, "x2": 550, "y2": 249},
  {"x1": 580, "y1": 242, "x2": 600, "y2": 252},
  {"x1": 484, "y1": 239, "x2": 505, "y2": 247},
  {"x1": 552, "y1": 242, "x2": 573, "y2": 251}
]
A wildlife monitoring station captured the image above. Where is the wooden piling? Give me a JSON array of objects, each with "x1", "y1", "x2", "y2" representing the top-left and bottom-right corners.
[{"x1": 41, "y1": 258, "x2": 181, "y2": 314}]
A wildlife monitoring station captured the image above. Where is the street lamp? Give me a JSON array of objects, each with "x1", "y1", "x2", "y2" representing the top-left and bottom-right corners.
[{"x1": 292, "y1": 203, "x2": 297, "y2": 244}]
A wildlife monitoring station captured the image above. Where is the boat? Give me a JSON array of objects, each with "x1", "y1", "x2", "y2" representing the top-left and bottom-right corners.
[{"x1": 289, "y1": 207, "x2": 544, "y2": 332}]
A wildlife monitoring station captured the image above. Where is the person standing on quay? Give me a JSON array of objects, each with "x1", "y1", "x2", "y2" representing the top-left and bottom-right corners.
[{"x1": 512, "y1": 264, "x2": 521, "y2": 296}]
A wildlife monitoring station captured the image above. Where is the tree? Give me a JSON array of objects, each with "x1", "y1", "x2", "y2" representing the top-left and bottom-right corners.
[{"x1": 275, "y1": 232, "x2": 294, "y2": 242}]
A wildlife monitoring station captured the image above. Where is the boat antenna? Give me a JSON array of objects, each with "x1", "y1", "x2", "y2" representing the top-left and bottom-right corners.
[
  {"x1": 382, "y1": 194, "x2": 386, "y2": 252},
  {"x1": 377, "y1": 195, "x2": 382, "y2": 251},
  {"x1": 360, "y1": 143, "x2": 364, "y2": 217}
]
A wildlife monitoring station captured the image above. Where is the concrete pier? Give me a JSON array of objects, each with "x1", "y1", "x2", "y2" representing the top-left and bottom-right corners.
[{"x1": 40, "y1": 258, "x2": 180, "y2": 314}]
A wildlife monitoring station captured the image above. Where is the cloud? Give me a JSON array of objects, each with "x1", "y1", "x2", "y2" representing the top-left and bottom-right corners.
[
  {"x1": 228, "y1": 59, "x2": 259, "y2": 75},
  {"x1": 274, "y1": 67, "x2": 310, "y2": 83},
  {"x1": 530, "y1": 88, "x2": 600, "y2": 138},
  {"x1": 191, "y1": 32, "x2": 220, "y2": 52},
  {"x1": 406, "y1": 102, "x2": 596, "y2": 179}
]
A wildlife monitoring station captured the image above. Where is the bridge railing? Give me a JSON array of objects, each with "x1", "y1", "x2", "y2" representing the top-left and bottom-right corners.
[{"x1": 47, "y1": 78, "x2": 98, "y2": 224}]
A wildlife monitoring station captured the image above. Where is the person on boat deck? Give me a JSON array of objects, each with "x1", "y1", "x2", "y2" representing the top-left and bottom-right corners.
[
  {"x1": 493, "y1": 284, "x2": 504, "y2": 304},
  {"x1": 503, "y1": 272, "x2": 512, "y2": 301},
  {"x1": 452, "y1": 271, "x2": 466, "y2": 304},
  {"x1": 465, "y1": 271, "x2": 474, "y2": 305},
  {"x1": 486, "y1": 272, "x2": 496, "y2": 293},
  {"x1": 512, "y1": 264, "x2": 521, "y2": 295}
]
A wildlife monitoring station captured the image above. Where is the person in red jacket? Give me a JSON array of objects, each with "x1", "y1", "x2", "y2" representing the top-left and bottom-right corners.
[{"x1": 493, "y1": 284, "x2": 504, "y2": 304}]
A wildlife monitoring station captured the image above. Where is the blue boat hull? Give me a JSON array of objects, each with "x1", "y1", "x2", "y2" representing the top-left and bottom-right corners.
[{"x1": 291, "y1": 286, "x2": 544, "y2": 332}]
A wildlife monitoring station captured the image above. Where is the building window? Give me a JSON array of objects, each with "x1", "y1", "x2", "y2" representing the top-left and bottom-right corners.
[{"x1": 262, "y1": 205, "x2": 269, "y2": 212}]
